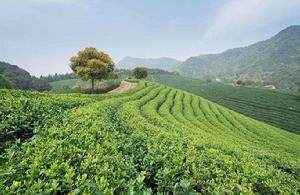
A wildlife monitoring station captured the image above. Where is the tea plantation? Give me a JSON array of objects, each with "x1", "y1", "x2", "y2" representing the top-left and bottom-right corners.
[
  {"x1": 0, "y1": 82, "x2": 300, "y2": 194},
  {"x1": 150, "y1": 74, "x2": 300, "y2": 134}
]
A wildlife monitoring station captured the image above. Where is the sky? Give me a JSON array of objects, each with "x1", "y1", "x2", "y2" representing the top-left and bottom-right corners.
[{"x1": 0, "y1": 0, "x2": 300, "y2": 76}]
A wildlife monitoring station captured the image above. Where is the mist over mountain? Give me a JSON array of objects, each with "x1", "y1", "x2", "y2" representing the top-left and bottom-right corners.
[
  {"x1": 178, "y1": 25, "x2": 300, "y2": 89},
  {"x1": 116, "y1": 56, "x2": 181, "y2": 71}
]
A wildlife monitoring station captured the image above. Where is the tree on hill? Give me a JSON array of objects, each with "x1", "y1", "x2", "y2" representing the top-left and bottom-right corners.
[
  {"x1": 236, "y1": 80, "x2": 244, "y2": 86},
  {"x1": 70, "y1": 47, "x2": 115, "y2": 93},
  {"x1": 132, "y1": 67, "x2": 148, "y2": 79}
]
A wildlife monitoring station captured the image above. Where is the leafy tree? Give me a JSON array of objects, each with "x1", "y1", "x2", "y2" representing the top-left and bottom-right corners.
[
  {"x1": 236, "y1": 80, "x2": 245, "y2": 86},
  {"x1": 70, "y1": 47, "x2": 115, "y2": 92},
  {"x1": 133, "y1": 67, "x2": 148, "y2": 79},
  {"x1": 206, "y1": 79, "x2": 212, "y2": 83}
]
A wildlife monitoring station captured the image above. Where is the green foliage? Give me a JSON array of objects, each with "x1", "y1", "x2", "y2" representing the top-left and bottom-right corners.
[
  {"x1": 150, "y1": 74, "x2": 300, "y2": 134},
  {"x1": 179, "y1": 25, "x2": 300, "y2": 90},
  {"x1": 31, "y1": 76, "x2": 52, "y2": 91},
  {"x1": 236, "y1": 80, "x2": 245, "y2": 86},
  {"x1": 0, "y1": 74, "x2": 13, "y2": 89},
  {"x1": 133, "y1": 67, "x2": 148, "y2": 79},
  {"x1": 40, "y1": 73, "x2": 76, "y2": 82},
  {"x1": 70, "y1": 47, "x2": 115, "y2": 91},
  {"x1": 0, "y1": 90, "x2": 98, "y2": 152},
  {"x1": 1, "y1": 82, "x2": 300, "y2": 194}
]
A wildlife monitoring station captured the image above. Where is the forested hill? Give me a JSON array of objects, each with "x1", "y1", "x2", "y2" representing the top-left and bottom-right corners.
[
  {"x1": 0, "y1": 61, "x2": 51, "y2": 91},
  {"x1": 117, "y1": 56, "x2": 181, "y2": 71},
  {"x1": 178, "y1": 25, "x2": 300, "y2": 90}
]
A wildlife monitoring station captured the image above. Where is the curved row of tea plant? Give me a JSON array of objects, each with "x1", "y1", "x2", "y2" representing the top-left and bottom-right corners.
[
  {"x1": 0, "y1": 90, "x2": 101, "y2": 152},
  {"x1": 150, "y1": 74, "x2": 300, "y2": 134},
  {"x1": 0, "y1": 82, "x2": 300, "y2": 194}
]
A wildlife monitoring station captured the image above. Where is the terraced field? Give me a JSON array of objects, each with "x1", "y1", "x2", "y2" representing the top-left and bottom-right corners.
[
  {"x1": 151, "y1": 74, "x2": 300, "y2": 134},
  {"x1": 1, "y1": 82, "x2": 300, "y2": 194}
]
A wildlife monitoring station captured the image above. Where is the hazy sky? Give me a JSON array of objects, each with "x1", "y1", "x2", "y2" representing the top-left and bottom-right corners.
[{"x1": 1, "y1": 0, "x2": 300, "y2": 76}]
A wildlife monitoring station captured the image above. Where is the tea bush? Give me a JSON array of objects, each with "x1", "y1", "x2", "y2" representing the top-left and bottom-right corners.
[{"x1": 0, "y1": 82, "x2": 299, "y2": 194}]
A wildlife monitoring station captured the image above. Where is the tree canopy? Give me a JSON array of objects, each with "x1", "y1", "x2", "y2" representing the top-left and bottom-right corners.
[
  {"x1": 70, "y1": 47, "x2": 115, "y2": 92},
  {"x1": 133, "y1": 67, "x2": 148, "y2": 79}
]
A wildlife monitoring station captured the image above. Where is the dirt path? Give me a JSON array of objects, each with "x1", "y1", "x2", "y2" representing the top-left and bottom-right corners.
[{"x1": 107, "y1": 81, "x2": 137, "y2": 94}]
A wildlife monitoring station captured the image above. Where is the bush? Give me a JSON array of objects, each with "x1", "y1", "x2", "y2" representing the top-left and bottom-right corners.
[
  {"x1": 236, "y1": 80, "x2": 245, "y2": 86},
  {"x1": 206, "y1": 79, "x2": 212, "y2": 83},
  {"x1": 133, "y1": 67, "x2": 148, "y2": 79}
]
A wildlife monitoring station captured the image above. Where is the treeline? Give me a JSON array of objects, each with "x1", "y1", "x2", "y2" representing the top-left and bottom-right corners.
[
  {"x1": 0, "y1": 61, "x2": 51, "y2": 91},
  {"x1": 116, "y1": 68, "x2": 179, "y2": 77},
  {"x1": 40, "y1": 73, "x2": 76, "y2": 82}
]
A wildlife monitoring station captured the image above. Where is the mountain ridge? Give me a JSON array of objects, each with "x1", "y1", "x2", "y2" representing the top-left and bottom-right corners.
[
  {"x1": 178, "y1": 25, "x2": 300, "y2": 89},
  {"x1": 116, "y1": 56, "x2": 181, "y2": 71}
]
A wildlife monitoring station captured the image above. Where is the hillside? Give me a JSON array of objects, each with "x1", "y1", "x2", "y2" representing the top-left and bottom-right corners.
[
  {"x1": 0, "y1": 61, "x2": 51, "y2": 91},
  {"x1": 150, "y1": 74, "x2": 300, "y2": 134},
  {"x1": 117, "y1": 56, "x2": 181, "y2": 71},
  {"x1": 1, "y1": 82, "x2": 300, "y2": 193},
  {"x1": 178, "y1": 25, "x2": 300, "y2": 90},
  {"x1": 50, "y1": 79, "x2": 121, "y2": 93}
]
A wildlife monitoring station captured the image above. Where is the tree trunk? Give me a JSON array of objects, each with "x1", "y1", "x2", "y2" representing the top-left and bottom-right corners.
[{"x1": 91, "y1": 79, "x2": 95, "y2": 93}]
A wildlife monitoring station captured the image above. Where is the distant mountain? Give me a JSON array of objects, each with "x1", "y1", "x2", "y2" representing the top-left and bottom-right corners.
[
  {"x1": 116, "y1": 56, "x2": 181, "y2": 71},
  {"x1": 0, "y1": 61, "x2": 51, "y2": 91},
  {"x1": 178, "y1": 25, "x2": 300, "y2": 90}
]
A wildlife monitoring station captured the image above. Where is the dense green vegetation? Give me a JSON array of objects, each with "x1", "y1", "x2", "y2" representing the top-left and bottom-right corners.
[
  {"x1": 178, "y1": 25, "x2": 300, "y2": 90},
  {"x1": 151, "y1": 74, "x2": 300, "y2": 134},
  {"x1": 1, "y1": 81, "x2": 300, "y2": 194},
  {"x1": 50, "y1": 79, "x2": 121, "y2": 93},
  {"x1": 0, "y1": 75, "x2": 13, "y2": 89},
  {"x1": 40, "y1": 73, "x2": 76, "y2": 82},
  {"x1": 0, "y1": 61, "x2": 51, "y2": 91},
  {"x1": 0, "y1": 90, "x2": 99, "y2": 152},
  {"x1": 133, "y1": 67, "x2": 148, "y2": 79}
]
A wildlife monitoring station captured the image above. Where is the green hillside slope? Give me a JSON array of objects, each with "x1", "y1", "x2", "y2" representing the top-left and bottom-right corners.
[
  {"x1": 151, "y1": 74, "x2": 300, "y2": 134},
  {"x1": 50, "y1": 79, "x2": 91, "y2": 91},
  {"x1": 0, "y1": 61, "x2": 51, "y2": 91},
  {"x1": 179, "y1": 25, "x2": 300, "y2": 90},
  {"x1": 50, "y1": 79, "x2": 121, "y2": 93},
  {"x1": 1, "y1": 83, "x2": 300, "y2": 194}
]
